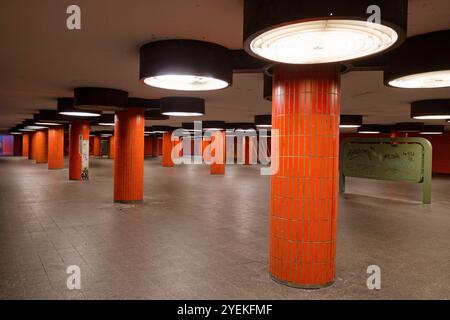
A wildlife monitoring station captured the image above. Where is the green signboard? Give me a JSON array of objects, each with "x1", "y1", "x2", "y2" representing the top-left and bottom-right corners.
[{"x1": 339, "y1": 138, "x2": 432, "y2": 204}]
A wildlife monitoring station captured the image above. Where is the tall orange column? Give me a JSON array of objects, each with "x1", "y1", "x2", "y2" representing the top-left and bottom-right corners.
[
  {"x1": 109, "y1": 136, "x2": 115, "y2": 159},
  {"x1": 114, "y1": 108, "x2": 145, "y2": 203},
  {"x1": 28, "y1": 132, "x2": 36, "y2": 161},
  {"x1": 211, "y1": 131, "x2": 226, "y2": 175},
  {"x1": 48, "y1": 126, "x2": 65, "y2": 170},
  {"x1": 270, "y1": 64, "x2": 340, "y2": 289},
  {"x1": 158, "y1": 138, "x2": 163, "y2": 156},
  {"x1": 151, "y1": 138, "x2": 158, "y2": 157},
  {"x1": 144, "y1": 136, "x2": 153, "y2": 156},
  {"x1": 22, "y1": 133, "x2": 29, "y2": 157},
  {"x1": 162, "y1": 132, "x2": 174, "y2": 167},
  {"x1": 93, "y1": 136, "x2": 101, "y2": 157},
  {"x1": 13, "y1": 135, "x2": 22, "y2": 156},
  {"x1": 34, "y1": 130, "x2": 48, "y2": 164},
  {"x1": 69, "y1": 121, "x2": 90, "y2": 180},
  {"x1": 202, "y1": 139, "x2": 211, "y2": 163}
]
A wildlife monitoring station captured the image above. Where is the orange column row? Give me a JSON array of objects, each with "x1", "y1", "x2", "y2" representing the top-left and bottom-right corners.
[
  {"x1": 22, "y1": 133, "x2": 29, "y2": 157},
  {"x1": 270, "y1": 64, "x2": 340, "y2": 289},
  {"x1": 210, "y1": 131, "x2": 226, "y2": 175},
  {"x1": 34, "y1": 130, "x2": 48, "y2": 164},
  {"x1": 114, "y1": 108, "x2": 145, "y2": 203},
  {"x1": 48, "y1": 126, "x2": 65, "y2": 170},
  {"x1": 151, "y1": 138, "x2": 159, "y2": 157},
  {"x1": 69, "y1": 121, "x2": 90, "y2": 180},
  {"x1": 144, "y1": 136, "x2": 153, "y2": 156},
  {"x1": 162, "y1": 132, "x2": 174, "y2": 167},
  {"x1": 93, "y1": 136, "x2": 101, "y2": 157},
  {"x1": 109, "y1": 136, "x2": 115, "y2": 159}
]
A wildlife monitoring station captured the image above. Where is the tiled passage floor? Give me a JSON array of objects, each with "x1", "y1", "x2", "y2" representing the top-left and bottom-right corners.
[{"x1": 0, "y1": 157, "x2": 449, "y2": 299}]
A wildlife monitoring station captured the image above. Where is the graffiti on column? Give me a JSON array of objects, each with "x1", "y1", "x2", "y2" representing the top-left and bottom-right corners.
[{"x1": 79, "y1": 135, "x2": 89, "y2": 180}]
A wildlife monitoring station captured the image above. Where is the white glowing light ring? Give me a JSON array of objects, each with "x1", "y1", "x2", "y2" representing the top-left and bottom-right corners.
[
  {"x1": 144, "y1": 75, "x2": 229, "y2": 91},
  {"x1": 389, "y1": 70, "x2": 450, "y2": 89}
]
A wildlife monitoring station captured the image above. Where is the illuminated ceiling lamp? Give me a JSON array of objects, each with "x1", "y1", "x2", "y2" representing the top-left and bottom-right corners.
[
  {"x1": 8, "y1": 126, "x2": 23, "y2": 135},
  {"x1": 396, "y1": 122, "x2": 425, "y2": 133},
  {"x1": 151, "y1": 126, "x2": 174, "y2": 134},
  {"x1": 74, "y1": 87, "x2": 128, "y2": 112},
  {"x1": 145, "y1": 109, "x2": 170, "y2": 121},
  {"x1": 243, "y1": 0, "x2": 407, "y2": 64},
  {"x1": 22, "y1": 119, "x2": 48, "y2": 131},
  {"x1": 58, "y1": 98, "x2": 101, "y2": 117},
  {"x1": 358, "y1": 125, "x2": 381, "y2": 134},
  {"x1": 160, "y1": 97, "x2": 205, "y2": 117},
  {"x1": 385, "y1": 30, "x2": 450, "y2": 88},
  {"x1": 421, "y1": 125, "x2": 445, "y2": 135},
  {"x1": 255, "y1": 115, "x2": 272, "y2": 128},
  {"x1": 96, "y1": 114, "x2": 115, "y2": 126},
  {"x1": 203, "y1": 121, "x2": 226, "y2": 131},
  {"x1": 226, "y1": 123, "x2": 256, "y2": 132},
  {"x1": 140, "y1": 40, "x2": 233, "y2": 91},
  {"x1": 411, "y1": 99, "x2": 450, "y2": 120},
  {"x1": 340, "y1": 115, "x2": 363, "y2": 128},
  {"x1": 36, "y1": 110, "x2": 69, "y2": 124}
]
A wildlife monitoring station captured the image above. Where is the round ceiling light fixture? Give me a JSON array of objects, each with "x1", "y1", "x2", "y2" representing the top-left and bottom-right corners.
[
  {"x1": 160, "y1": 97, "x2": 205, "y2": 117},
  {"x1": 203, "y1": 121, "x2": 226, "y2": 131},
  {"x1": 243, "y1": 0, "x2": 407, "y2": 64},
  {"x1": 411, "y1": 99, "x2": 450, "y2": 120},
  {"x1": 420, "y1": 125, "x2": 445, "y2": 135},
  {"x1": 396, "y1": 122, "x2": 425, "y2": 133},
  {"x1": 74, "y1": 87, "x2": 128, "y2": 112},
  {"x1": 151, "y1": 126, "x2": 174, "y2": 134},
  {"x1": 58, "y1": 98, "x2": 102, "y2": 117},
  {"x1": 385, "y1": 30, "x2": 450, "y2": 88},
  {"x1": 140, "y1": 40, "x2": 232, "y2": 91},
  {"x1": 145, "y1": 109, "x2": 170, "y2": 121},
  {"x1": 358, "y1": 124, "x2": 382, "y2": 134},
  {"x1": 8, "y1": 127, "x2": 23, "y2": 135},
  {"x1": 255, "y1": 115, "x2": 272, "y2": 128},
  {"x1": 340, "y1": 115, "x2": 363, "y2": 128},
  {"x1": 96, "y1": 114, "x2": 115, "y2": 126}
]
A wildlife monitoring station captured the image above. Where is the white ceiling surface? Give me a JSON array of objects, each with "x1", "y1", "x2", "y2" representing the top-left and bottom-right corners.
[{"x1": 0, "y1": 0, "x2": 449, "y2": 130}]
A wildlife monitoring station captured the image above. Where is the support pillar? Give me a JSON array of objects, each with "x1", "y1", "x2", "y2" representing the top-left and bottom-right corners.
[
  {"x1": 22, "y1": 133, "x2": 29, "y2": 157},
  {"x1": 109, "y1": 136, "x2": 115, "y2": 159},
  {"x1": 270, "y1": 64, "x2": 340, "y2": 289},
  {"x1": 210, "y1": 131, "x2": 226, "y2": 175},
  {"x1": 158, "y1": 138, "x2": 163, "y2": 156},
  {"x1": 13, "y1": 135, "x2": 22, "y2": 156},
  {"x1": 34, "y1": 130, "x2": 48, "y2": 164},
  {"x1": 93, "y1": 136, "x2": 101, "y2": 157},
  {"x1": 144, "y1": 136, "x2": 153, "y2": 156},
  {"x1": 114, "y1": 108, "x2": 145, "y2": 203},
  {"x1": 202, "y1": 138, "x2": 211, "y2": 163},
  {"x1": 162, "y1": 132, "x2": 174, "y2": 167},
  {"x1": 48, "y1": 126, "x2": 65, "y2": 170},
  {"x1": 69, "y1": 121, "x2": 90, "y2": 180},
  {"x1": 28, "y1": 132, "x2": 36, "y2": 161},
  {"x1": 151, "y1": 138, "x2": 158, "y2": 157}
]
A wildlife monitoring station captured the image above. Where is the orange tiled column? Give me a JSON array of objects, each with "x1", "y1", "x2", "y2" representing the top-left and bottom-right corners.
[
  {"x1": 270, "y1": 64, "x2": 340, "y2": 289},
  {"x1": 93, "y1": 136, "x2": 101, "y2": 157},
  {"x1": 48, "y1": 126, "x2": 65, "y2": 170},
  {"x1": 28, "y1": 132, "x2": 36, "y2": 161},
  {"x1": 151, "y1": 138, "x2": 158, "y2": 157},
  {"x1": 114, "y1": 108, "x2": 145, "y2": 203},
  {"x1": 144, "y1": 136, "x2": 153, "y2": 156},
  {"x1": 34, "y1": 130, "x2": 48, "y2": 164},
  {"x1": 162, "y1": 132, "x2": 174, "y2": 167},
  {"x1": 202, "y1": 138, "x2": 211, "y2": 163},
  {"x1": 211, "y1": 131, "x2": 226, "y2": 175},
  {"x1": 22, "y1": 133, "x2": 29, "y2": 157},
  {"x1": 69, "y1": 121, "x2": 90, "y2": 180},
  {"x1": 109, "y1": 136, "x2": 115, "y2": 159},
  {"x1": 13, "y1": 135, "x2": 22, "y2": 156}
]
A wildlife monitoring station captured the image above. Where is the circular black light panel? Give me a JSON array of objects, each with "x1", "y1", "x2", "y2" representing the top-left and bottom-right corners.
[
  {"x1": 140, "y1": 40, "x2": 233, "y2": 91},
  {"x1": 160, "y1": 97, "x2": 205, "y2": 117},
  {"x1": 396, "y1": 122, "x2": 425, "y2": 133},
  {"x1": 255, "y1": 115, "x2": 272, "y2": 128},
  {"x1": 421, "y1": 125, "x2": 445, "y2": 135},
  {"x1": 96, "y1": 114, "x2": 115, "y2": 126},
  {"x1": 358, "y1": 124, "x2": 382, "y2": 134},
  {"x1": 145, "y1": 109, "x2": 170, "y2": 121},
  {"x1": 243, "y1": 0, "x2": 407, "y2": 64},
  {"x1": 203, "y1": 121, "x2": 226, "y2": 131},
  {"x1": 411, "y1": 99, "x2": 450, "y2": 120},
  {"x1": 340, "y1": 115, "x2": 363, "y2": 128},
  {"x1": 34, "y1": 112, "x2": 65, "y2": 126},
  {"x1": 74, "y1": 87, "x2": 128, "y2": 112},
  {"x1": 58, "y1": 98, "x2": 101, "y2": 117},
  {"x1": 151, "y1": 126, "x2": 174, "y2": 134},
  {"x1": 385, "y1": 30, "x2": 450, "y2": 88}
]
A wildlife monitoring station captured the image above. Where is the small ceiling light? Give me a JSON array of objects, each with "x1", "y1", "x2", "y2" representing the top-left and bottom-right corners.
[
  {"x1": 160, "y1": 97, "x2": 205, "y2": 117},
  {"x1": 26, "y1": 126, "x2": 48, "y2": 130},
  {"x1": 243, "y1": 0, "x2": 407, "y2": 64},
  {"x1": 396, "y1": 122, "x2": 425, "y2": 133},
  {"x1": 8, "y1": 127, "x2": 23, "y2": 135},
  {"x1": 203, "y1": 121, "x2": 226, "y2": 131},
  {"x1": 255, "y1": 115, "x2": 272, "y2": 128},
  {"x1": 411, "y1": 99, "x2": 450, "y2": 120},
  {"x1": 358, "y1": 125, "x2": 381, "y2": 134},
  {"x1": 58, "y1": 98, "x2": 102, "y2": 117},
  {"x1": 151, "y1": 126, "x2": 174, "y2": 134},
  {"x1": 97, "y1": 114, "x2": 115, "y2": 126},
  {"x1": 145, "y1": 109, "x2": 170, "y2": 121},
  {"x1": 74, "y1": 87, "x2": 128, "y2": 112},
  {"x1": 385, "y1": 30, "x2": 450, "y2": 88},
  {"x1": 420, "y1": 125, "x2": 445, "y2": 135},
  {"x1": 140, "y1": 40, "x2": 232, "y2": 91},
  {"x1": 340, "y1": 115, "x2": 363, "y2": 128}
]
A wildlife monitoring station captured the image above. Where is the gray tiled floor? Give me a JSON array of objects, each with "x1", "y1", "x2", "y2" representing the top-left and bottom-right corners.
[{"x1": 0, "y1": 156, "x2": 449, "y2": 300}]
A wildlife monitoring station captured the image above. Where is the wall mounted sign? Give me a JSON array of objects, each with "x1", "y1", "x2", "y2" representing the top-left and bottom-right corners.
[{"x1": 340, "y1": 138, "x2": 432, "y2": 204}]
